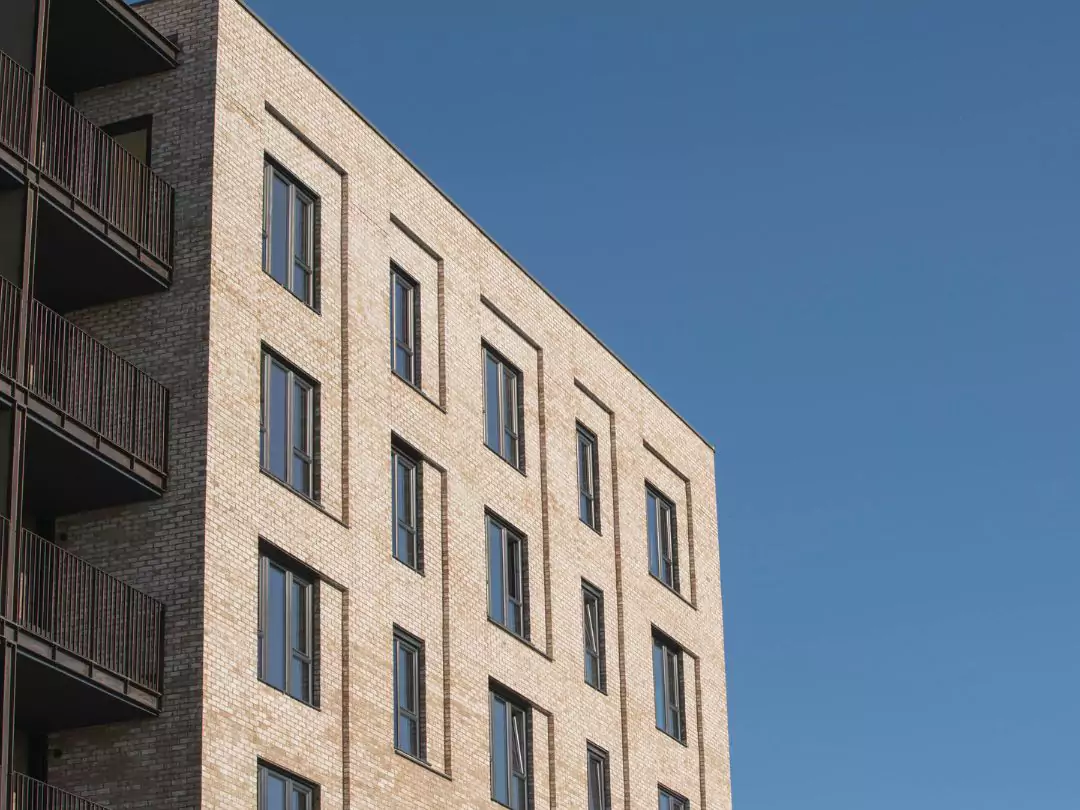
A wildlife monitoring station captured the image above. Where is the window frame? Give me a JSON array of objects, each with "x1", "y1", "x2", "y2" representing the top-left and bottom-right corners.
[
  {"x1": 577, "y1": 424, "x2": 601, "y2": 532},
  {"x1": 258, "y1": 762, "x2": 316, "y2": 810},
  {"x1": 658, "y1": 785, "x2": 690, "y2": 810},
  {"x1": 391, "y1": 444, "x2": 423, "y2": 572},
  {"x1": 490, "y1": 688, "x2": 531, "y2": 810},
  {"x1": 582, "y1": 581, "x2": 606, "y2": 692},
  {"x1": 393, "y1": 628, "x2": 426, "y2": 761},
  {"x1": 646, "y1": 485, "x2": 679, "y2": 591},
  {"x1": 483, "y1": 344, "x2": 525, "y2": 471},
  {"x1": 260, "y1": 350, "x2": 318, "y2": 501},
  {"x1": 257, "y1": 551, "x2": 315, "y2": 706},
  {"x1": 262, "y1": 158, "x2": 318, "y2": 309},
  {"x1": 587, "y1": 743, "x2": 611, "y2": 810},
  {"x1": 390, "y1": 265, "x2": 420, "y2": 387},
  {"x1": 652, "y1": 632, "x2": 686, "y2": 744},
  {"x1": 486, "y1": 512, "x2": 529, "y2": 640}
]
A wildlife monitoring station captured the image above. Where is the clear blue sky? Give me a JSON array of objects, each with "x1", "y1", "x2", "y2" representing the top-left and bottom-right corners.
[{"x1": 242, "y1": 1, "x2": 1080, "y2": 807}]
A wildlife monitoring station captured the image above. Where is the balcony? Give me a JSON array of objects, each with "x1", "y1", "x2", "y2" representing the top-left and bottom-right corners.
[
  {"x1": 5, "y1": 524, "x2": 164, "y2": 730},
  {"x1": 0, "y1": 50, "x2": 174, "y2": 312},
  {"x1": 11, "y1": 771, "x2": 112, "y2": 810},
  {"x1": 0, "y1": 277, "x2": 169, "y2": 514}
]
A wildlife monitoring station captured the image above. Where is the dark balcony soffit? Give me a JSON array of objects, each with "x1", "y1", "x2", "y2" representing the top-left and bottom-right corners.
[{"x1": 46, "y1": 0, "x2": 179, "y2": 95}]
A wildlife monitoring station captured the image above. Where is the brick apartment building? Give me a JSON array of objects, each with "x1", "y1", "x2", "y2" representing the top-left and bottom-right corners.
[{"x1": 0, "y1": 0, "x2": 732, "y2": 807}]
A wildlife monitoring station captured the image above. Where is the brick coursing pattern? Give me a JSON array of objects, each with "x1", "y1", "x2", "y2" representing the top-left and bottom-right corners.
[{"x1": 37, "y1": 0, "x2": 734, "y2": 806}]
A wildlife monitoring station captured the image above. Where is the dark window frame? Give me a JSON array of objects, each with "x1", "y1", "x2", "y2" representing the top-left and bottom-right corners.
[
  {"x1": 257, "y1": 549, "x2": 316, "y2": 706},
  {"x1": 490, "y1": 686, "x2": 532, "y2": 810},
  {"x1": 260, "y1": 349, "x2": 320, "y2": 501},
  {"x1": 262, "y1": 157, "x2": 319, "y2": 310},
  {"x1": 102, "y1": 114, "x2": 154, "y2": 164},
  {"x1": 577, "y1": 423, "x2": 601, "y2": 532},
  {"x1": 658, "y1": 785, "x2": 690, "y2": 810},
  {"x1": 482, "y1": 344, "x2": 525, "y2": 471},
  {"x1": 258, "y1": 762, "x2": 317, "y2": 810},
  {"x1": 646, "y1": 485, "x2": 679, "y2": 592},
  {"x1": 391, "y1": 442, "x2": 423, "y2": 572},
  {"x1": 587, "y1": 743, "x2": 611, "y2": 810},
  {"x1": 393, "y1": 627, "x2": 427, "y2": 761},
  {"x1": 582, "y1": 581, "x2": 606, "y2": 692},
  {"x1": 652, "y1": 630, "x2": 687, "y2": 744},
  {"x1": 390, "y1": 264, "x2": 421, "y2": 387},
  {"x1": 486, "y1": 511, "x2": 530, "y2": 641}
]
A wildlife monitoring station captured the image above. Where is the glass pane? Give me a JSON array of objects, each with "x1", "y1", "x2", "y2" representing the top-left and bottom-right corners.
[
  {"x1": 294, "y1": 196, "x2": 310, "y2": 262},
  {"x1": 584, "y1": 598, "x2": 598, "y2": 652},
  {"x1": 589, "y1": 758, "x2": 603, "y2": 810},
  {"x1": 291, "y1": 786, "x2": 309, "y2": 810},
  {"x1": 395, "y1": 345, "x2": 410, "y2": 378},
  {"x1": 263, "y1": 771, "x2": 287, "y2": 810},
  {"x1": 491, "y1": 696, "x2": 509, "y2": 803},
  {"x1": 292, "y1": 261, "x2": 310, "y2": 304},
  {"x1": 293, "y1": 382, "x2": 309, "y2": 454},
  {"x1": 484, "y1": 353, "x2": 501, "y2": 453},
  {"x1": 397, "y1": 643, "x2": 416, "y2": 712},
  {"x1": 502, "y1": 368, "x2": 517, "y2": 463},
  {"x1": 265, "y1": 564, "x2": 286, "y2": 690},
  {"x1": 268, "y1": 362, "x2": 288, "y2": 480},
  {"x1": 270, "y1": 176, "x2": 290, "y2": 285},
  {"x1": 488, "y1": 521, "x2": 505, "y2": 625},
  {"x1": 659, "y1": 792, "x2": 670, "y2": 810},
  {"x1": 398, "y1": 714, "x2": 417, "y2": 755},
  {"x1": 290, "y1": 655, "x2": 309, "y2": 701},
  {"x1": 585, "y1": 652, "x2": 598, "y2": 687},
  {"x1": 291, "y1": 580, "x2": 307, "y2": 653},
  {"x1": 293, "y1": 455, "x2": 311, "y2": 497},
  {"x1": 512, "y1": 774, "x2": 528, "y2": 810},
  {"x1": 511, "y1": 710, "x2": 526, "y2": 775},
  {"x1": 647, "y1": 493, "x2": 659, "y2": 577},
  {"x1": 653, "y1": 640, "x2": 666, "y2": 730},
  {"x1": 395, "y1": 279, "x2": 411, "y2": 348}
]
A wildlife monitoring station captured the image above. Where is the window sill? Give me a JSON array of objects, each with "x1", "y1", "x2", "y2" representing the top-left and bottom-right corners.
[
  {"x1": 392, "y1": 553, "x2": 426, "y2": 578},
  {"x1": 257, "y1": 677, "x2": 320, "y2": 712},
  {"x1": 579, "y1": 516, "x2": 603, "y2": 537},
  {"x1": 261, "y1": 267, "x2": 320, "y2": 315},
  {"x1": 586, "y1": 680, "x2": 608, "y2": 697},
  {"x1": 483, "y1": 442, "x2": 527, "y2": 478},
  {"x1": 394, "y1": 748, "x2": 451, "y2": 781},
  {"x1": 648, "y1": 572, "x2": 696, "y2": 611},
  {"x1": 391, "y1": 369, "x2": 446, "y2": 413},
  {"x1": 656, "y1": 724, "x2": 689, "y2": 748},
  {"x1": 260, "y1": 468, "x2": 347, "y2": 527},
  {"x1": 487, "y1": 616, "x2": 552, "y2": 661}
]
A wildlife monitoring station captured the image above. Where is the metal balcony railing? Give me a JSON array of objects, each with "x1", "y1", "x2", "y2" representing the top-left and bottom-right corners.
[
  {"x1": 0, "y1": 48, "x2": 174, "y2": 267},
  {"x1": 10, "y1": 771, "x2": 111, "y2": 810},
  {"x1": 0, "y1": 51, "x2": 32, "y2": 158},
  {"x1": 10, "y1": 523, "x2": 164, "y2": 695},
  {"x1": 21, "y1": 288, "x2": 169, "y2": 474}
]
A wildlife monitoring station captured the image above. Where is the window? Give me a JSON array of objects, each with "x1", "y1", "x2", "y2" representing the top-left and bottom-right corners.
[
  {"x1": 483, "y1": 346, "x2": 524, "y2": 470},
  {"x1": 258, "y1": 553, "x2": 314, "y2": 704},
  {"x1": 263, "y1": 160, "x2": 316, "y2": 307},
  {"x1": 490, "y1": 689, "x2": 530, "y2": 810},
  {"x1": 261, "y1": 351, "x2": 317, "y2": 500},
  {"x1": 653, "y1": 633, "x2": 685, "y2": 742},
  {"x1": 582, "y1": 582, "x2": 605, "y2": 692},
  {"x1": 258, "y1": 763, "x2": 314, "y2": 810},
  {"x1": 658, "y1": 787, "x2": 689, "y2": 810},
  {"x1": 392, "y1": 445, "x2": 422, "y2": 571},
  {"x1": 587, "y1": 744, "x2": 611, "y2": 810},
  {"x1": 103, "y1": 115, "x2": 152, "y2": 164},
  {"x1": 487, "y1": 514, "x2": 528, "y2": 639},
  {"x1": 577, "y1": 425, "x2": 600, "y2": 531},
  {"x1": 391, "y1": 266, "x2": 420, "y2": 385},
  {"x1": 393, "y1": 629, "x2": 425, "y2": 760},
  {"x1": 646, "y1": 487, "x2": 678, "y2": 590}
]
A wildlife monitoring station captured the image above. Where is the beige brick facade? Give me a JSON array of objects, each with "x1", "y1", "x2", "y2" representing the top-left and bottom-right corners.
[{"x1": 42, "y1": 0, "x2": 733, "y2": 807}]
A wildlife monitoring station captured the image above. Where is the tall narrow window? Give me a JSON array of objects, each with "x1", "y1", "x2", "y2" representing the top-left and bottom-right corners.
[
  {"x1": 646, "y1": 487, "x2": 678, "y2": 590},
  {"x1": 487, "y1": 514, "x2": 528, "y2": 639},
  {"x1": 258, "y1": 552, "x2": 314, "y2": 705},
  {"x1": 392, "y1": 445, "x2": 422, "y2": 571},
  {"x1": 483, "y1": 346, "x2": 524, "y2": 470},
  {"x1": 393, "y1": 629, "x2": 425, "y2": 760},
  {"x1": 658, "y1": 786, "x2": 689, "y2": 810},
  {"x1": 582, "y1": 582, "x2": 606, "y2": 692},
  {"x1": 263, "y1": 161, "x2": 316, "y2": 307},
  {"x1": 491, "y1": 689, "x2": 530, "y2": 810},
  {"x1": 653, "y1": 632, "x2": 685, "y2": 743},
  {"x1": 259, "y1": 764, "x2": 314, "y2": 810},
  {"x1": 587, "y1": 744, "x2": 611, "y2": 810},
  {"x1": 261, "y1": 351, "x2": 318, "y2": 500},
  {"x1": 577, "y1": 424, "x2": 600, "y2": 531},
  {"x1": 391, "y1": 266, "x2": 420, "y2": 385}
]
